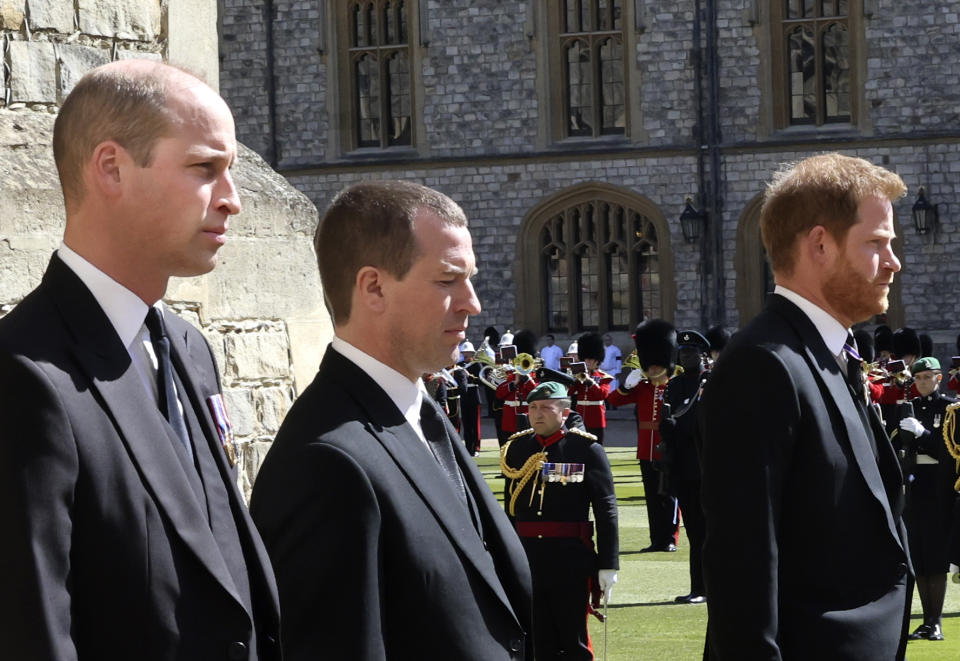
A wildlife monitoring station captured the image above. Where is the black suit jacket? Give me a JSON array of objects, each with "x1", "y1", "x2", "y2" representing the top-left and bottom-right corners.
[
  {"x1": 250, "y1": 347, "x2": 533, "y2": 660},
  {"x1": 0, "y1": 254, "x2": 281, "y2": 661},
  {"x1": 698, "y1": 294, "x2": 910, "y2": 661}
]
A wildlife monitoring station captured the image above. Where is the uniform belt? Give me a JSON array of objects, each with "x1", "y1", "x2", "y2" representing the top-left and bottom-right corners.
[
  {"x1": 516, "y1": 521, "x2": 593, "y2": 542},
  {"x1": 915, "y1": 453, "x2": 938, "y2": 465},
  {"x1": 637, "y1": 421, "x2": 657, "y2": 430},
  {"x1": 505, "y1": 400, "x2": 522, "y2": 407},
  {"x1": 578, "y1": 400, "x2": 604, "y2": 406}
]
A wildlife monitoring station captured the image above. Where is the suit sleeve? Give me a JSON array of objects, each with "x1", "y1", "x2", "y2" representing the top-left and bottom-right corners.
[
  {"x1": 250, "y1": 442, "x2": 387, "y2": 661},
  {"x1": 698, "y1": 344, "x2": 801, "y2": 661},
  {"x1": 0, "y1": 353, "x2": 80, "y2": 661}
]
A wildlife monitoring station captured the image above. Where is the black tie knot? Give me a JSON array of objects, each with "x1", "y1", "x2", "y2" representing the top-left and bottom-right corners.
[{"x1": 144, "y1": 306, "x2": 167, "y2": 343}]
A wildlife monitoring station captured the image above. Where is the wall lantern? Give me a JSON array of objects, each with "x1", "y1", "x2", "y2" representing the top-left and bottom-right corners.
[
  {"x1": 912, "y1": 186, "x2": 938, "y2": 235},
  {"x1": 679, "y1": 196, "x2": 707, "y2": 244}
]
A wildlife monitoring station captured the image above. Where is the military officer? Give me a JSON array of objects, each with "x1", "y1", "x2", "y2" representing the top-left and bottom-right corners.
[
  {"x1": 501, "y1": 381, "x2": 619, "y2": 660},
  {"x1": 659, "y1": 330, "x2": 711, "y2": 603},
  {"x1": 897, "y1": 357, "x2": 957, "y2": 641}
]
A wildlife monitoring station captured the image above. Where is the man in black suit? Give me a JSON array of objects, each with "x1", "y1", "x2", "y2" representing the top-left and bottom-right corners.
[
  {"x1": 699, "y1": 153, "x2": 912, "y2": 660},
  {"x1": 250, "y1": 181, "x2": 532, "y2": 660},
  {"x1": 0, "y1": 61, "x2": 280, "y2": 660}
]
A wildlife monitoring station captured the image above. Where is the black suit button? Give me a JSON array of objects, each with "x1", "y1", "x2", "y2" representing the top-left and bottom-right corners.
[
  {"x1": 227, "y1": 641, "x2": 248, "y2": 660},
  {"x1": 510, "y1": 638, "x2": 521, "y2": 652}
]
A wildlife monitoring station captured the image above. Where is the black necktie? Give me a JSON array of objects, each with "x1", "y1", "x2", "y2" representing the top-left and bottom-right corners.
[
  {"x1": 420, "y1": 399, "x2": 468, "y2": 507},
  {"x1": 144, "y1": 308, "x2": 194, "y2": 462}
]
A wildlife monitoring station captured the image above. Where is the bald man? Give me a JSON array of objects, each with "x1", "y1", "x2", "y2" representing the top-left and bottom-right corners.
[{"x1": 0, "y1": 61, "x2": 280, "y2": 661}]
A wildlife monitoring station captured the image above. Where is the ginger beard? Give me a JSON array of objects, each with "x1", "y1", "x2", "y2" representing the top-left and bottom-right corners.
[{"x1": 822, "y1": 248, "x2": 893, "y2": 325}]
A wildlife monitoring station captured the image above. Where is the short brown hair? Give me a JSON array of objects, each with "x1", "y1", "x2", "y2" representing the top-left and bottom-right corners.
[
  {"x1": 53, "y1": 62, "x2": 190, "y2": 206},
  {"x1": 760, "y1": 153, "x2": 906, "y2": 275},
  {"x1": 315, "y1": 180, "x2": 468, "y2": 324}
]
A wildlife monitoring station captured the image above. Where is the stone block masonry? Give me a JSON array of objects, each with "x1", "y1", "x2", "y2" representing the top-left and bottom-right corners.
[{"x1": 1, "y1": 0, "x2": 332, "y2": 497}]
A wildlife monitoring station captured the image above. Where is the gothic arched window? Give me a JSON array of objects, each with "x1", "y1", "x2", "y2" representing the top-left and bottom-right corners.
[{"x1": 518, "y1": 184, "x2": 674, "y2": 334}]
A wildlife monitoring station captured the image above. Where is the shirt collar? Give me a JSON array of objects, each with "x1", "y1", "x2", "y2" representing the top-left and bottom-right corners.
[
  {"x1": 538, "y1": 428, "x2": 566, "y2": 448},
  {"x1": 774, "y1": 285, "x2": 850, "y2": 358},
  {"x1": 57, "y1": 243, "x2": 155, "y2": 349},
  {"x1": 331, "y1": 335, "x2": 424, "y2": 428}
]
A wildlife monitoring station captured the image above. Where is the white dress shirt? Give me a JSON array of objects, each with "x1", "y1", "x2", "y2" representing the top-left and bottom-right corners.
[
  {"x1": 57, "y1": 243, "x2": 167, "y2": 404},
  {"x1": 774, "y1": 285, "x2": 851, "y2": 363},
  {"x1": 331, "y1": 335, "x2": 430, "y2": 447}
]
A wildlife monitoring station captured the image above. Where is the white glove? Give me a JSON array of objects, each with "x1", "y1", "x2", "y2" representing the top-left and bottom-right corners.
[
  {"x1": 623, "y1": 369, "x2": 644, "y2": 390},
  {"x1": 598, "y1": 569, "x2": 618, "y2": 603},
  {"x1": 899, "y1": 416, "x2": 926, "y2": 436},
  {"x1": 951, "y1": 563, "x2": 960, "y2": 584}
]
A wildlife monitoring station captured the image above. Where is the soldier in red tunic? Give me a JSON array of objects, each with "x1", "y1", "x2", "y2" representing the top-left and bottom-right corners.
[
  {"x1": 495, "y1": 330, "x2": 539, "y2": 445},
  {"x1": 607, "y1": 319, "x2": 680, "y2": 552},
  {"x1": 571, "y1": 332, "x2": 614, "y2": 444}
]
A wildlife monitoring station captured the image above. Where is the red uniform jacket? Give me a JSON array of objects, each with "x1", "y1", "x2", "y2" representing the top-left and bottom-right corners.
[
  {"x1": 572, "y1": 371, "x2": 613, "y2": 429},
  {"x1": 607, "y1": 379, "x2": 667, "y2": 461},
  {"x1": 496, "y1": 376, "x2": 538, "y2": 433}
]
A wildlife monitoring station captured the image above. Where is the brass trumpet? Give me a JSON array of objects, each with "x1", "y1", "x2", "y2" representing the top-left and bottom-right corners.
[{"x1": 513, "y1": 352, "x2": 541, "y2": 375}]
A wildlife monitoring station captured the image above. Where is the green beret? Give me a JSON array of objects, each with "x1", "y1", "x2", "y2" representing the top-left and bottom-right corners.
[
  {"x1": 911, "y1": 356, "x2": 940, "y2": 375},
  {"x1": 526, "y1": 381, "x2": 569, "y2": 403}
]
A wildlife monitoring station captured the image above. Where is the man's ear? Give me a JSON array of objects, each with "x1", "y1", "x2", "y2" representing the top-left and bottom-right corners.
[
  {"x1": 354, "y1": 266, "x2": 387, "y2": 314},
  {"x1": 88, "y1": 141, "x2": 127, "y2": 198},
  {"x1": 805, "y1": 225, "x2": 837, "y2": 266}
]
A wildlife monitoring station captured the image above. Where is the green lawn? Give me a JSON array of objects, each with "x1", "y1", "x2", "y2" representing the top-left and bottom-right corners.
[{"x1": 476, "y1": 441, "x2": 960, "y2": 660}]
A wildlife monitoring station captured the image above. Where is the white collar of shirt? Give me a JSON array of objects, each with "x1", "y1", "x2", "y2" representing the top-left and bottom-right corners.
[
  {"x1": 774, "y1": 285, "x2": 850, "y2": 359},
  {"x1": 331, "y1": 335, "x2": 429, "y2": 445},
  {"x1": 57, "y1": 243, "x2": 159, "y2": 348}
]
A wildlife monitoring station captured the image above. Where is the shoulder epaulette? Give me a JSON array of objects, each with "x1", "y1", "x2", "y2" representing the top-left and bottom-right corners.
[
  {"x1": 508, "y1": 428, "x2": 536, "y2": 441},
  {"x1": 567, "y1": 427, "x2": 598, "y2": 442}
]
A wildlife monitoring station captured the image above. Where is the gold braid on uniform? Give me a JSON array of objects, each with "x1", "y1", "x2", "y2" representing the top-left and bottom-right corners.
[
  {"x1": 943, "y1": 402, "x2": 960, "y2": 491},
  {"x1": 500, "y1": 437, "x2": 547, "y2": 517}
]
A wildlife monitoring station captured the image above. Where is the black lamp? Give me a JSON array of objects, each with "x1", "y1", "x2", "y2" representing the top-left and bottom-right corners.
[
  {"x1": 679, "y1": 196, "x2": 706, "y2": 243},
  {"x1": 912, "y1": 186, "x2": 938, "y2": 235}
]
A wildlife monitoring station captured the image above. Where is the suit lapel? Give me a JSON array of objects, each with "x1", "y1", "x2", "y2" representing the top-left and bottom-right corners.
[
  {"x1": 42, "y1": 257, "x2": 246, "y2": 608},
  {"x1": 771, "y1": 296, "x2": 905, "y2": 552},
  {"x1": 166, "y1": 311, "x2": 282, "y2": 619},
  {"x1": 325, "y1": 349, "x2": 519, "y2": 622}
]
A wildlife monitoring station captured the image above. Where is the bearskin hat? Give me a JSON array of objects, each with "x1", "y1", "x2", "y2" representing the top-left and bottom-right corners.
[
  {"x1": 853, "y1": 329, "x2": 875, "y2": 365},
  {"x1": 483, "y1": 326, "x2": 500, "y2": 347},
  {"x1": 892, "y1": 327, "x2": 921, "y2": 360},
  {"x1": 705, "y1": 325, "x2": 730, "y2": 354},
  {"x1": 919, "y1": 333, "x2": 933, "y2": 359},
  {"x1": 577, "y1": 332, "x2": 605, "y2": 362},
  {"x1": 633, "y1": 319, "x2": 677, "y2": 372},
  {"x1": 512, "y1": 329, "x2": 538, "y2": 357},
  {"x1": 874, "y1": 325, "x2": 893, "y2": 354}
]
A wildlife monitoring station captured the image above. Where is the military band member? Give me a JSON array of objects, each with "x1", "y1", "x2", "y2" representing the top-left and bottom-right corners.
[
  {"x1": 607, "y1": 319, "x2": 680, "y2": 552},
  {"x1": 495, "y1": 330, "x2": 540, "y2": 446},
  {"x1": 572, "y1": 332, "x2": 615, "y2": 444},
  {"x1": 501, "y1": 381, "x2": 619, "y2": 661},
  {"x1": 659, "y1": 330, "x2": 711, "y2": 603},
  {"x1": 897, "y1": 357, "x2": 957, "y2": 641},
  {"x1": 458, "y1": 341, "x2": 483, "y2": 456}
]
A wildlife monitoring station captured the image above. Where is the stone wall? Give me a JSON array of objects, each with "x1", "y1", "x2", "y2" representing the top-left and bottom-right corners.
[
  {"x1": 1, "y1": 0, "x2": 331, "y2": 497},
  {"x1": 220, "y1": 1, "x2": 960, "y2": 359}
]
